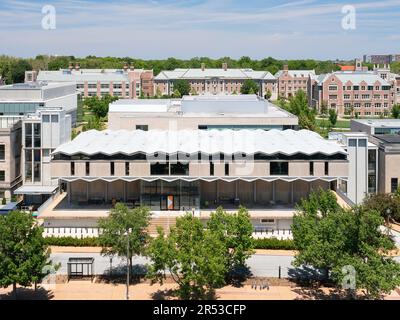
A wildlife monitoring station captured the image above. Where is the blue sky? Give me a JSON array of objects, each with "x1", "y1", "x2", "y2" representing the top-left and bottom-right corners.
[{"x1": 0, "y1": 0, "x2": 399, "y2": 59}]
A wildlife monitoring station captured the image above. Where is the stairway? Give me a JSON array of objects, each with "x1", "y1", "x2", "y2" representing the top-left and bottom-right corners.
[{"x1": 147, "y1": 216, "x2": 177, "y2": 236}]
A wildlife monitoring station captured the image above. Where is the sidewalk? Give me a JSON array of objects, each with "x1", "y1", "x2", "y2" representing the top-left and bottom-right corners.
[
  {"x1": 49, "y1": 246, "x2": 298, "y2": 256},
  {"x1": 1, "y1": 281, "x2": 399, "y2": 300}
]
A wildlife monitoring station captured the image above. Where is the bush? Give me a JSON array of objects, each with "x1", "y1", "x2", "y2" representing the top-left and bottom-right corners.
[
  {"x1": 253, "y1": 238, "x2": 296, "y2": 250},
  {"x1": 44, "y1": 237, "x2": 100, "y2": 247}
]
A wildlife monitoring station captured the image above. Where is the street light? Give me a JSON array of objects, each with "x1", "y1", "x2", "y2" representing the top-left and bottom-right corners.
[{"x1": 124, "y1": 228, "x2": 132, "y2": 300}]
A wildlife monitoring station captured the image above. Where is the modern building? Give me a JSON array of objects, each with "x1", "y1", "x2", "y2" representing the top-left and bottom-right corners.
[
  {"x1": 41, "y1": 128, "x2": 349, "y2": 238},
  {"x1": 13, "y1": 107, "x2": 71, "y2": 207},
  {"x1": 369, "y1": 134, "x2": 400, "y2": 194},
  {"x1": 107, "y1": 95, "x2": 298, "y2": 131},
  {"x1": 363, "y1": 54, "x2": 400, "y2": 64},
  {"x1": 349, "y1": 119, "x2": 400, "y2": 194},
  {"x1": 154, "y1": 63, "x2": 277, "y2": 99},
  {"x1": 0, "y1": 82, "x2": 78, "y2": 125},
  {"x1": 36, "y1": 64, "x2": 154, "y2": 99},
  {"x1": 0, "y1": 117, "x2": 23, "y2": 200},
  {"x1": 350, "y1": 119, "x2": 400, "y2": 136},
  {"x1": 275, "y1": 65, "x2": 315, "y2": 99}
]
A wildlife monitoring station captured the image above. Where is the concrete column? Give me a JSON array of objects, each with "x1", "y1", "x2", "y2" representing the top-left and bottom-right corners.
[
  {"x1": 253, "y1": 181, "x2": 257, "y2": 203},
  {"x1": 272, "y1": 181, "x2": 276, "y2": 202},
  {"x1": 67, "y1": 182, "x2": 71, "y2": 205},
  {"x1": 105, "y1": 183, "x2": 108, "y2": 203},
  {"x1": 235, "y1": 181, "x2": 238, "y2": 198},
  {"x1": 291, "y1": 182, "x2": 294, "y2": 204}
]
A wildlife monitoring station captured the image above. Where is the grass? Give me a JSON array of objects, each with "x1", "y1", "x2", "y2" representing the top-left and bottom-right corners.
[{"x1": 316, "y1": 118, "x2": 350, "y2": 129}]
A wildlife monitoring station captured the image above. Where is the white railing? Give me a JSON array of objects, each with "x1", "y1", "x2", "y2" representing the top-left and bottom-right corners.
[{"x1": 43, "y1": 227, "x2": 100, "y2": 238}]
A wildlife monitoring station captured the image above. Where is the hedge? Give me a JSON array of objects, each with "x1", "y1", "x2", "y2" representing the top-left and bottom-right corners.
[
  {"x1": 45, "y1": 236, "x2": 296, "y2": 250},
  {"x1": 253, "y1": 238, "x2": 297, "y2": 250},
  {"x1": 44, "y1": 236, "x2": 101, "y2": 247}
]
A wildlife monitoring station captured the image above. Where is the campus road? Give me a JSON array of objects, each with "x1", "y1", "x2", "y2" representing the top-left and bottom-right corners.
[{"x1": 50, "y1": 253, "x2": 400, "y2": 278}]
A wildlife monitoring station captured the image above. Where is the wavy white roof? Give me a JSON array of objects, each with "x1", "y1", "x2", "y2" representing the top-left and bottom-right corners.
[{"x1": 53, "y1": 129, "x2": 346, "y2": 156}]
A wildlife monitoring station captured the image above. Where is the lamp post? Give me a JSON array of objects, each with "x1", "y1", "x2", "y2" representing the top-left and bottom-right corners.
[{"x1": 124, "y1": 229, "x2": 132, "y2": 300}]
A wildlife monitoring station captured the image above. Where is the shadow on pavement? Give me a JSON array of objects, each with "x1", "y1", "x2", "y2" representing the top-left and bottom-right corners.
[{"x1": 0, "y1": 286, "x2": 54, "y2": 300}]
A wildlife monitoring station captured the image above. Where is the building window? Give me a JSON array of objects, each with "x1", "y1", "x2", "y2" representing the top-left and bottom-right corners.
[
  {"x1": 151, "y1": 162, "x2": 169, "y2": 175},
  {"x1": 43, "y1": 115, "x2": 50, "y2": 122},
  {"x1": 225, "y1": 163, "x2": 229, "y2": 176},
  {"x1": 25, "y1": 123, "x2": 32, "y2": 148},
  {"x1": 270, "y1": 162, "x2": 288, "y2": 175},
  {"x1": 85, "y1": 162, "x2": 90, "y2": 176},
  {"x1": 324, "y1": 162, "x2": 329, "y2": 175},
  {"x1": 171, "y1": 162, "x2": 189, "y2": 175},
  {"x1": 309, "y1": 162, "x2": 314, "y2": 175},
  {"x1": 71, "y1": 162, "x2": 75, "y2": 176},
  {"x1": 125, "y1": 162, "x2": 130, "y2": 175},
  {"x1": 0, "y1": 171, "x2": 4, "y2": 181},
  {"x1": 34, "y1": 123, "x2": 41, "y2": 148},
  {"x1": 391, "y1": 178, "x2": 398, "y2": 193},
  {"x1": 136, "y1": 125, "x2": 148, "y2": 131},
  {"x1": 210, "y1": 162, "x2": 214, "y2": 176},
  {"x1": 110, "y1": 162, "x2": 115, "y2": 176},
  {"x1": 51, "y1": 115, "x2": 59, "y2": 123},
  {"x1": 0, "y1": 145, "x2": 4, "y2": 160}
]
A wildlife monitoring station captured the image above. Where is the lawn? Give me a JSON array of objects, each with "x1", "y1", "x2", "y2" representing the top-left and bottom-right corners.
[{"x1": 316, "y1": 118, "x2": 350, "y2": 129}]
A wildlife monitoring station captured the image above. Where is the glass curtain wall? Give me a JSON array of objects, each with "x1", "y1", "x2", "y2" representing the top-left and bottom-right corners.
[{"x1": 140, "y1": 180, "x2": 200, "y2": 211}]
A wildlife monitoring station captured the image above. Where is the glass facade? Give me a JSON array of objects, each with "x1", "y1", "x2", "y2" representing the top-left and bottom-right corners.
[
  {"x1": 368, "y1": 149, "x2": 377, "y2": 193},
  {"x1": 140, "y1": 180, "x2": 200, "y2": 211},
  {"x1": 0, "y1": 103, "x2": 40, "y2": 115},
  {"x1": 24, "y1": 123, "x2": 41, "y2": 183}
]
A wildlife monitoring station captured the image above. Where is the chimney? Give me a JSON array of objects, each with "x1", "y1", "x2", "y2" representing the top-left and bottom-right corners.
[
  {"x1": 75, "y1": 63, "x2": 80, "y2": 71},
  {"x1": 123, "y1": 63, "x2": 129, "y2": 71},
  {"x1": 201, "y1": 63, "x2": 205, "y2": 71},
  {"x1": 130, "y1": 65, "x2": 135, "y2": 71},
  {"x1": 222, "y1": 63, "x2": 228, "y2": 71},
  {"x1": 283, "y1": 65, "x2": 288, "y2": 71},
  {"x1": 69, "y1": 62, "x2": 74, "y2": 71}
]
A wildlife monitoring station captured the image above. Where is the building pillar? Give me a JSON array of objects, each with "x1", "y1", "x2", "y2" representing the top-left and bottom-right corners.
[
  {"x1": 291, "y1": 181, "x2": 294, "y2": 204},
  {"x1": 67, "y1": 182, "x2": 71, "y2": 205},
  {"x1": 272, "y1": 181, "x2": 276, "y2": 202},
  {"x1": 235, "y1": 180, "x2": 238, "y2": 198},
  {"x1": 105, "y1": 182, "x2": 108, "y2": 203},
  {"x1": 253, "y1": 181, "x2": 257, "y2": 203}
]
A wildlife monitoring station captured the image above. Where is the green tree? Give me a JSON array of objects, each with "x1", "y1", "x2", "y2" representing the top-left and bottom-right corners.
[
  {"x1": 98, "y1": 204, "x2": 151, "y2": 280},
  {"x1": 147, "y1": 214, "x2": 227, "y2": 299},
  {"x1": 319, "y1": 101, "x2": 328, "y2": 116},
  {"x1": 0, "y1": 211, "x2": 51, "y2": 299},
  {"x1": 292, "y1": 189, "x2": 400, "y2": 299},
  {"x1": 174, "y1": 80, "x2": 191, "y2": 96},
  {"x1": 363, "y1": 193, "x2": 400, "y2": 223},
  {"x1": 328, "y1": 108, "x2": 338, "y2": 127},
  {"x1": 84, "y1": 94, "x2": 118, "y2": 119},
  {"x1": 240, "y1": 79, "x2": 259, "y2": 95},
  {"x1": 391, "y1": 104, "x2": 400, "y2": 119},
  {"x1": 264, "y1": 90, "x2": 272, "y2": 100},
  {"x1": 207, "y1": 207, "x2": 254, "y2": 275},
  {"x1": 287, "y1": 90, "x2": 317, "y2": 130}
]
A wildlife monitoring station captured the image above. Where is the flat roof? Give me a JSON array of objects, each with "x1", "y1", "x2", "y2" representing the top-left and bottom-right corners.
[
  {"x1": 373, "y1": 134, "x2": 400, "y2": 144},
  {"x1": 0, "y1": 82, "x2": 74, "y2": 91},
  {"x1": 53, "y1": 129, "x2": 347, "y2": 156},
  {"x1": 109, "y1": 95, "x2": 297, "y2": 119},
  {"x1": 351, "y1": 119, "x2": 400, "y2": 128},
  {"x1": 14, "y1": 185, "x2": 58, "y2": 195}
]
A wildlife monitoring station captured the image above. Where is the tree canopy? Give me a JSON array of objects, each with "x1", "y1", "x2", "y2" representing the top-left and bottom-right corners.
[
  {"x1": 292, "y1": 189, "x2": 400, "y2": 299},
  {"x1": 173, "y1": 79, "x2": 191, "y2": 96},
  {"x1": 0, "y1": 210, "x2": 51, "y2": 299},
  {"x1": 147, "y1": 208, "x2": 254, "y2": 299},
  {"x1": 240, "y1": 79, "x2": 259, "y2": 95},
  {"x1": 98, "y1": 204, "x2": 151, "y2": 279}
]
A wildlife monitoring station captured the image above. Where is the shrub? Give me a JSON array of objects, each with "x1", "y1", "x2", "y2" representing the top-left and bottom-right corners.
[
  {"x1": 253, "y1": 238, "x2": 296, "y2": 250},
  {"x1": 44, "y1": 237, "x2": 100, "y2": 247}
]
